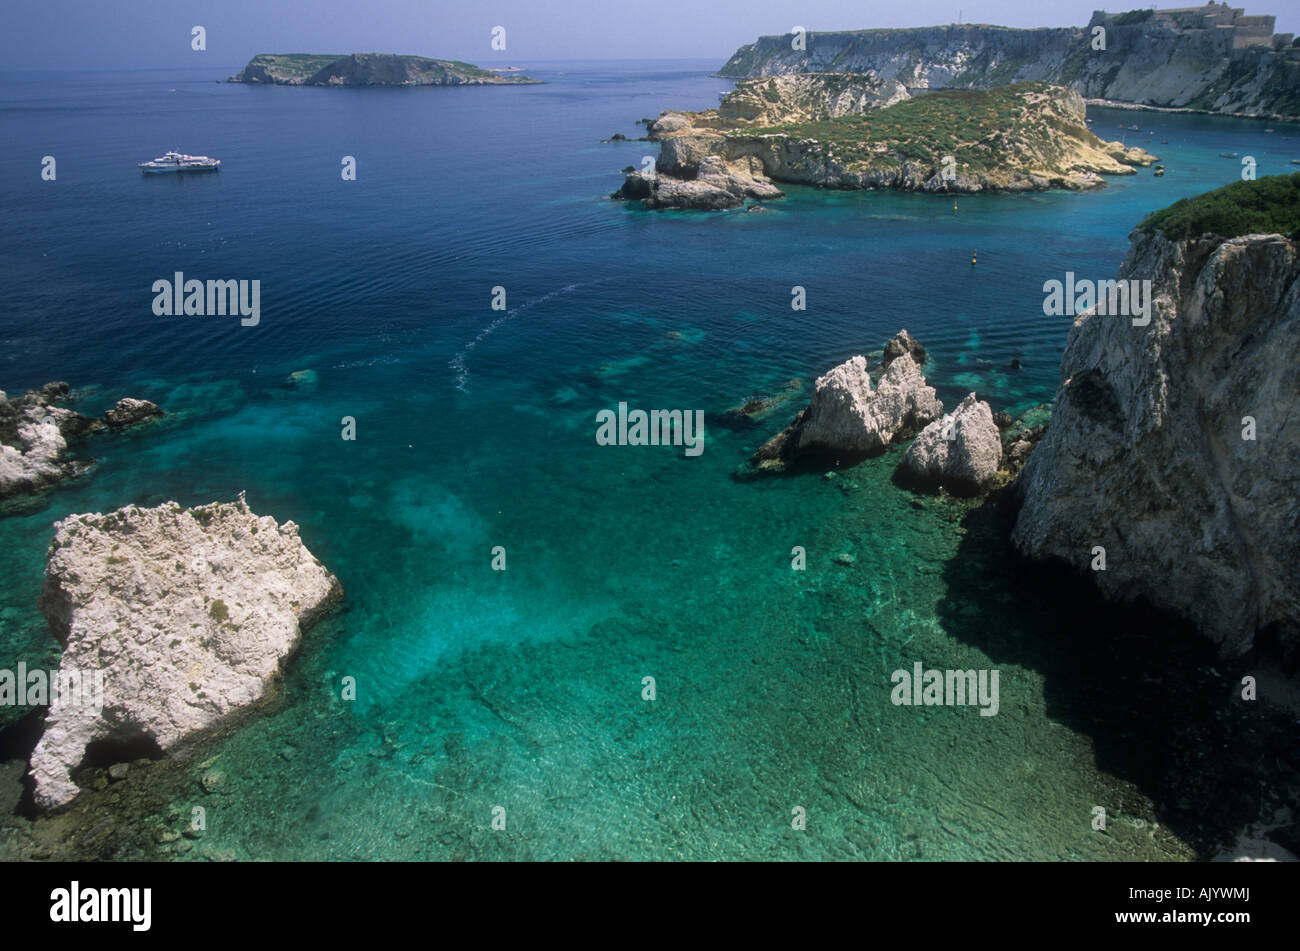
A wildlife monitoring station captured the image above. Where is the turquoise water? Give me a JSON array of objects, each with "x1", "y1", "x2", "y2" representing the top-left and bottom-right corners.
[{"x1": 1, "y1": 63, "x2": 1297, "y2": 859}]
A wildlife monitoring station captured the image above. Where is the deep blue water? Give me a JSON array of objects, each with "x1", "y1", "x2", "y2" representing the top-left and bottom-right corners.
[{"x1": 1, "y1": 62, "x2": 1296, "y2": 859}]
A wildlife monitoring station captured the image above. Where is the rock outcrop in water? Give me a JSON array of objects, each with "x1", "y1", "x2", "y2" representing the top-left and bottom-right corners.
[
  {"x1": 229, "y1": 53, "x2": 539, "y2": 86},
  {"x1": 899, "y1": 393, "x2": 1003, "y2": 495},
  {"x1": 103, "y1": 398, "x2": 163, "y2": 429},
  {"x1": 1012, "y1": 224, "x2": 1300, "y2": 661},
  {"x1": 882, "y1": 328, "x2": 928, "y2": 368},
  {"x1": 718, "y1": 6, "x2": 1300, "y2": 120},
  {"x1": 616, "y1": 82, "x2": 1154, "y2": 210},
  {"x1": 0, "y1": 384, "x2": 163, "y2": 507},
  {"x1": 29, "y1": 495, "x2": 343, "y2": 810},
  {"x1": 749, "y1": 338, "x2": 941, "y2": 472}
]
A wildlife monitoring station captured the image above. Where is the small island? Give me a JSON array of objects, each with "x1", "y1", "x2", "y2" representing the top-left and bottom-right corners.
[
  {"x1": 228, "y1": 53, "x2": 539, "y2": 86},
  {"x1": 616, "y1": 79, "x2": 1156, "y2": 210}
]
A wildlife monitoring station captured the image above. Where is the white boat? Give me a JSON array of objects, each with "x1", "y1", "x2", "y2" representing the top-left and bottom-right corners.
[{"x1": 138, "y1": 150, "x2": 220, "y2": 174}]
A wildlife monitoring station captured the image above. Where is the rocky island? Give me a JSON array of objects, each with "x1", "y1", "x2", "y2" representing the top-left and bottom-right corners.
[
  {"x1": 228, "y1": 53, "x2": 539, "y2": 86},
  {"x1": 29, "y1": 495, "x2": 343, "y2": 810},
  {"x1": 616, "y1": 81, "x2": 1154, "y2": 210},
  {"x1": 718, "y1": 5, "x2": 1300, "y2": 120},
  {"x1": 1013, "y1": 173, "x2": 1300, "y2": 663}
]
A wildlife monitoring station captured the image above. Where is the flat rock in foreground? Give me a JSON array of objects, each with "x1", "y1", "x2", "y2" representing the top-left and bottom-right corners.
[{"x1": 29, "y1": 495, "x2": 342, "y2": 810}]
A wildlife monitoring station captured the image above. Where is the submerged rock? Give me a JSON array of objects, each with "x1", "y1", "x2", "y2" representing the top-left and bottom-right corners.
[
  {"x1": 29, "y1": 494, "x2": 343, "y2": 810},
  {"x1": 898, "y1": 393, "x2": 1002, "y2": 495},
  {"x1": 750, "y1": 342, "x2": 941, "y2": 472},
  {"x1": 720, "y1": 378, "x2": 804, "y2": 428},
  {"x1": 284, "y1": 369, "x2": 318, "y2": 390},
  {"x1": 1013, "y1": 229, "x2": 1300, "y2": 661}
]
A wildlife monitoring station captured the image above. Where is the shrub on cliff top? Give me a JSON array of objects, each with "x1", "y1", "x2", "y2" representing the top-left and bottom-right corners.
[
  {"x1": 1138, "y1": 173, "x2": 1300, "y2": 241},
  {"x1": 1113, "y1": 9, "x2": 1154, "y2": 27}
]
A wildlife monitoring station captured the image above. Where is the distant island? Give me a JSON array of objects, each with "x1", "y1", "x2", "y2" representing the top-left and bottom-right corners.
[
  {"x1": 616, "y1": 80, "x2": 1155, "y2": 210},
  {"x1": 228, "y1": 53, "x2": 539, "y2": 86},
  {"x1": 716, "y1": 5, "x2": 1300, "y2": 120}
]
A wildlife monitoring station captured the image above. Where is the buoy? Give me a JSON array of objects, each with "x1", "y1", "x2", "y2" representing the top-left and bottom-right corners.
[
  {"x1": 971, "y1": 251, "x2": 977, "y2": 266},
  {"x1": 953, "y1": 200, "x2": 958, "y2": 212}
]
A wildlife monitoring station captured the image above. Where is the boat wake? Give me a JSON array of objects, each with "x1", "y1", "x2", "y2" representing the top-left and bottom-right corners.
[{"x1": 450, "y1": 282, "x2": 584, "y2": 393}]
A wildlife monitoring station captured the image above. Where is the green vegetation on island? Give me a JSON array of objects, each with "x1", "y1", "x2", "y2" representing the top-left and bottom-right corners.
[
  {"x1": 618, "y1": 80, "x2": 1155, "y2": 210},
  {"x1": 228, "y1": 53, "x2": 539, "y2": 86},
  {"x1": 745, "y1": 83, "x2": 1112, "y2": 175},
  {"x1": 1138, "y1": 173, "x2": 1300, "y2": 240}
]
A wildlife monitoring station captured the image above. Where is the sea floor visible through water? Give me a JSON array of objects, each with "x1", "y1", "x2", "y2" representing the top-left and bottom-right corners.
[{"x1": 1, "y1": 61, "x2": 1298, "y2": 861}]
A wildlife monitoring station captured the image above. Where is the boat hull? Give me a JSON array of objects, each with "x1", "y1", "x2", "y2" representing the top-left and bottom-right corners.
[{"x1": 139, "y1": 164, "x2": 220, "y2": 174}]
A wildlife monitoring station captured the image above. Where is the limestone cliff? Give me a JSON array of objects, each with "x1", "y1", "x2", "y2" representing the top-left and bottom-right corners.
[
  {"x1": 1012, "y1": 222, "x2": 1299, "y2": 661},
  {"x1": 719, "y1": 6, "x2": 1300, "y2": 119}
]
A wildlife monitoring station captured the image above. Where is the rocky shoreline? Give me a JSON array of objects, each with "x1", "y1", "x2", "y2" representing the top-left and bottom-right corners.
[{"x1": 1, "y1": 383, "x2": 163, "y2": 512}]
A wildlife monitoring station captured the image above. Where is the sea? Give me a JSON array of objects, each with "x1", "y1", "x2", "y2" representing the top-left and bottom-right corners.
[{"x1": 1, "y1": 60, "x2": 1296, "y2": 860}]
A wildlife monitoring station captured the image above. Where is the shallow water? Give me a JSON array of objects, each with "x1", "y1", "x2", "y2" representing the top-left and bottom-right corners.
[{"x1": 1, "y1": 61, "x2": 1296, "y2": 859}]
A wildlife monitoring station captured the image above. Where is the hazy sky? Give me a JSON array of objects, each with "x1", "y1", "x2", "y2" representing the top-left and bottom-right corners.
[{"x1": 3, "y1": 0, "x2": 1297, "y2": 70}]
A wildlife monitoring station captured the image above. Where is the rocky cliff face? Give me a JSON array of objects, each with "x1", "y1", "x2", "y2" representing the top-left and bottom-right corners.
[
  {"x1": 29, "y1": 495, "x2": 343, "y2": 810},
  {"x1": 1013, "y1": 230, "x2": 1300, "y2": 661},
  {"x1": 718, "y1": 9, "x2": 1300, "y2": 119},
  {"x1": 899, "y1": 393, "x2": 1003, "y2": 495},
  {"x1": 229, "y1": 53, "x2": 538, "y2": 86},
  {"x1": 713, "y1": 73, "x2": 911, "y2": 124}
]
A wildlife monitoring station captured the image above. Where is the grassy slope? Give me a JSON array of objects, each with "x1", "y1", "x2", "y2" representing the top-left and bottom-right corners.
[
  {"x1": 1138, "y1": 173, "x2": 1300, "y2": 240},
  {"x1": 741, "y1": 83, "x2": 1089, "y2": 173}
]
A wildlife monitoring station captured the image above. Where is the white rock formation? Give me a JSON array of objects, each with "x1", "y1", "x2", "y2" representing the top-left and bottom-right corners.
[
  {"x1": 753, "y1": 345, "x2": 942, "y2": 469},
  {"x1": 29, "y1": 494, "x2": 342, "y2": 809},
  {"x1": 1013, "y1": 230, "x2": 1300, "y2": 659},
  {"x1": 0, "y1": 409, "x2": 69, "y2": 498},
  {"x1": 795, "y1": 353, "x2": 941, "y2": 453},
  {"x1": 900, "y1": 392, "x2": 1003, "y2": 494}
]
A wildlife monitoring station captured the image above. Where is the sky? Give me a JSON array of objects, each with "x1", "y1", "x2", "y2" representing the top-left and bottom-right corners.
[{"x1": 2, "y1": 0, "x2": 1297, "y2": 70}]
